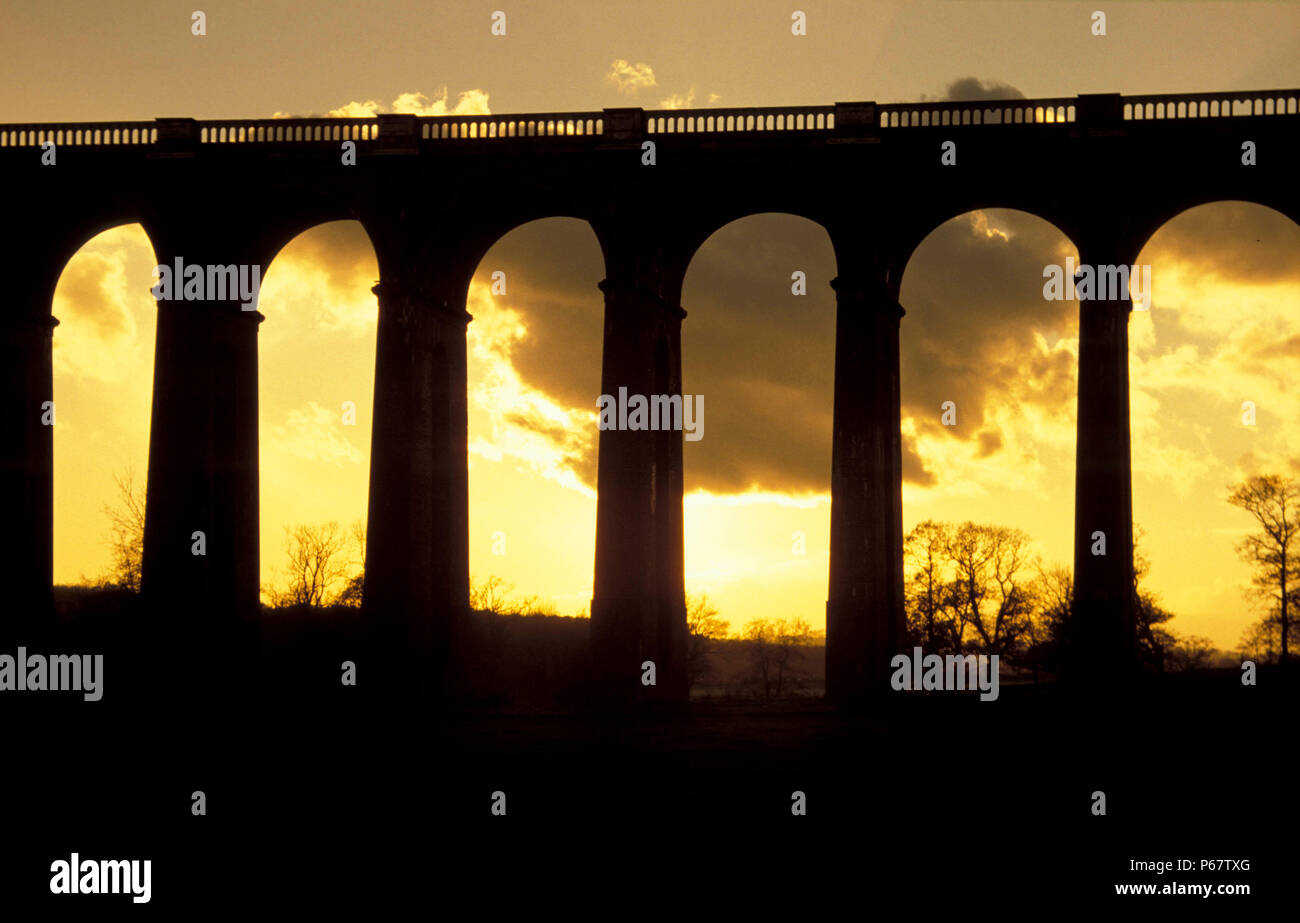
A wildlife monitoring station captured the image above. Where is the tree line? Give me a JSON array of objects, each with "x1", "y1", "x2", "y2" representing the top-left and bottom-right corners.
[
  {"x1": 92, "y1": 467, "x2": 1297, "y2": 671},
  {"x1": 900, "y1": 519, "x2": 1197, "y2": 676},
  {"x1": 901, "y1": 470, "x2": 1298, "y2": 673}
]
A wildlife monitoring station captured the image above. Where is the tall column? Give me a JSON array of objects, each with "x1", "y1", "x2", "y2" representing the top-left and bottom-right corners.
[
  {"x1": 1, "y1": 298, "x2": 58, "y2": 641},
  {"x1": 141, "y1": 254, "x2": 263, "y2": 688},
  {"x1": 590, "y1": 273, "x2": 688, "y2": 707},
  {"x1": 363, "y1": 272, "x2": 471, "y2": 698},
  {"x1": 1071, "y1": 253, "x2": 1137, "y2": 679},
  {"x1": 825, "y1": 267, "x2": 906, "y2": 704},
  {"x1": 653, "y1": 311, "x2": 688, "y2": 705}
]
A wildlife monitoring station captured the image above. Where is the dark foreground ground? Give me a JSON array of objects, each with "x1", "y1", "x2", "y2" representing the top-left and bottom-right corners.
[
  {"x1": 3, "y1": 673, "x2": 1291, "y2": 911},
  {"x1": 1, "y1": 602, "x2": 1292, "y2": 910}
]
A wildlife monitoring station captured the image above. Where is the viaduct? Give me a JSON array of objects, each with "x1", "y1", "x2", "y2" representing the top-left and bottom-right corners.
[{"x1": 3, "y1": 90, "x2": 1297, "y2": 705}]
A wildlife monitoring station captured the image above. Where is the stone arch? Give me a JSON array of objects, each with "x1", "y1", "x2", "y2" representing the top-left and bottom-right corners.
[
  {"x1": 677, "y1": 212, "x2": 837, "y2": 682},
  {"x1": 49, "y1": 222, "x2": 160, "y2": 593},
  {"x1": 255, "y1": 219, "x2": 380, "y2": 611},
  {"x1": 895, "y1": 200, "x2": 1080, "y2": 279},
  {"x1": 463, "y1": 216, "x2": 606, "y2": 628},
  {"x1": 894, "y1": 207, "x2": 1083, "y2": 668},
  {"x1": 1129, "y1": 196, "x2": 1300, "y2": 265},
  {"x1": 1126, "y1": 200, "x2": 1300, "y2": 661},
  {"x1": 681, "y1": 207, "x2": 833, "y2": 276}
]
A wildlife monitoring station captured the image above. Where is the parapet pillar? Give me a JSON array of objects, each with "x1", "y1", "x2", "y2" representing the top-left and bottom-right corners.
[{"x1": 825, "y1": 265, "x2": 906, "y2": 704}]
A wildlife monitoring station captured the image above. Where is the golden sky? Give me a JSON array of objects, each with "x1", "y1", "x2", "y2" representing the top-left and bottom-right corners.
[{"x1": 14, "y1": 0, "x2": 1300, "y2": 649}]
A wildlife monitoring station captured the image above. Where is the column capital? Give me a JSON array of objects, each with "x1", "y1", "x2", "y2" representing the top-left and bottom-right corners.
[
  {"x1": 597, "y1": 278, "x2": 688, "y2": 320},
  {"x1": 2, "y1": 314, "x2": 59, "y2": 344},
  {"x1": 1072, "y1": 255, "x2": 1139, "y2": 315},
  {"x1": 1073, "y1": 282, "x2": 1136, "y2": 315},
  {"x1": 371, "y1": 281, "x2": 473, "y2": 326},
  {"x1": 155, "y1": 298, "x2": 265, "y2": 324},
  {"x1": 829, "y1": 276, "x2": 905, "y2": 320},
  {"x1": 1069, "y1": 222, "x2": 1143, "y2": 277}
]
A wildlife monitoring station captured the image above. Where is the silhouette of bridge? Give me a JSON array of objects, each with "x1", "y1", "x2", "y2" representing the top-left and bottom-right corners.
[{"x1": 3, "y1": 89, "x2": 1298, "y2": 705}]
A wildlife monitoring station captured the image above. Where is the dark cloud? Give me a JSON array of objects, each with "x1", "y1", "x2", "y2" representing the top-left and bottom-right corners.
[
  {"x1": 286, "y1": 205, "x2": 1295, "y2": 499},
  {"x1": 478, "y1": 211, "x2": 1082, "y2": 494},
  {"x1": 903, "y1": 432, "x2": 938, "y2": 486},
  {"x1": 57, "y1": 252, "x2": 130, "y2": 341},
  {"x1": 268, "y1": 219, "x2": 379, "y2": 297},
  {"x1": 504, "y1": 408, "x2": 598, "y2": 486},
  {"x1": 503, "y1": 411, "x2": 576, "y2": 448},
  {"x1": 976, "y1": 428, "x2": 1004, "y2": 458},
  {"x1": 345, "y1": 203, "x2": 1291, "y2": 499},
  {"x1": 473, "y1": 218, "x2": 606, "y2": 413},
  {"x1": 1235, "y1": 450, "x2": 1300, "y2": 480},
  {"x1": 679, "y1": 214, "x2": 837, "y2": 493},
  {"x1": 898, "y1": 209, "x2": 1078, "y2": 443},
  {"x1": 1254, "y1": 333, "x2": 1300, "y2": 360},
  {"x1": 296, "y1": 203, "x2": 1296, "y2": 500},
  {"x1": 941, "y1": 78, "x2": 1027, "y2": 102},
  {"x1": 1141, "y1": 202, "x2": 1300, "y2": 286},
  {"x1": 472, "y1": 215, "x2": 838, "y2": 494}
]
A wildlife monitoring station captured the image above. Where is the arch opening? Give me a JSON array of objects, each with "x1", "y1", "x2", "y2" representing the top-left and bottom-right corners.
[
  {"x1": 679, "y1": 212, "x2": 837, "y2": 699},
  {"x1": 460, "y1": 217, "x2": 605, "y2": 704},
  {"x1": 255, "y1": 220, "x2": 378, "y2": 612},
  {"x1": 1129, "y1": 201, "x2": 1300, "y2": 665},
  {"x1": 897, "y1": 208, "x2": 1081, "y2": 674},
  {"x1": 50, "y1": 224, "x2": 159, "y2": 598}
]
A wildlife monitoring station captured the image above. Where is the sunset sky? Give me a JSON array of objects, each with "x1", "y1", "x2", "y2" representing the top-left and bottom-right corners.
[{"x1": 7, "y1": 0, "x2": 1298, "y2": 650}]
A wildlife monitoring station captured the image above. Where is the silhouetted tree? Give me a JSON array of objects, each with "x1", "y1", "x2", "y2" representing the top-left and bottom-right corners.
[
  {"x1": 947, "y1": 525, "x2": 1188, "y2": 674},
  {"x1": 271, "y1": 521, "x2": 350, "y2": 608},
  {"x1": 904, "y1": 520, "x2": 959, "y2": 650},
  {"x1": 101, "y1": 465, "x2": 146, "y2": 592},
  {"x1": 741, "y1": 617, "x2": 821, "y2": 700},
  {"x1": 337, "y1": 572, "x2": 364, "y2": 608},
  {"x1": 469, "y1": 575, "x2": 559, "y2": 616},
  {"x1": 1131, "y1": 528, "x2": 1178, "y2": 671},
  {"x1": 336, "y1": 522, "x2": 366, "y2": 608},
  {"x1": 1022, "y1": 563, "x2": 1073, "y2": 680},
  {"x1": 1227, "y1": 474, "x2": 1299, "y2": 664},
  {"x1": 470, "y1": 575, "x2": 513, "y2": 614},
  {"x1": 905, "y1": 521, "x2": 1042, "y2": 658},
  {"x1": 1239, "y1": 619, "x2": 1278, "y2": 663},
  {"x1": 685, "y1": 592, "x2": 729, "y2": 692},
  {"x1": 1163, "y1": 635, "x2": 1219, "y2": 672},
  {"x1": 1033, "y1": 564, "x2": 1074, "y2": 639},
  {"x1": 943, "y1": 522, "x2": 1038, "y2": 656}
]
